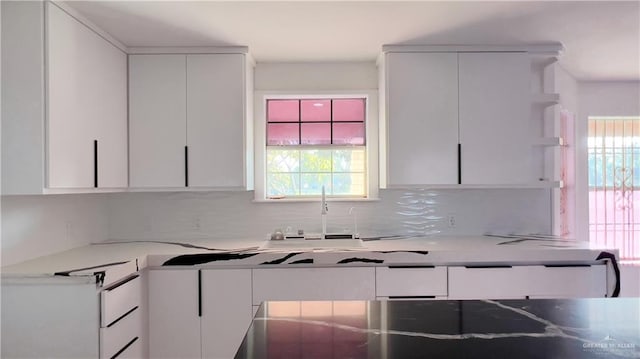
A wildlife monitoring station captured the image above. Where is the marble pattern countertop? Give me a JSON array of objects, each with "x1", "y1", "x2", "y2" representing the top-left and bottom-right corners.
[
  {"x1": 235, "y1": 298, "x2": 640, "y2": 359},
  {"x1": 1, "y1": 236, "x2": 617, "y2": 283}
]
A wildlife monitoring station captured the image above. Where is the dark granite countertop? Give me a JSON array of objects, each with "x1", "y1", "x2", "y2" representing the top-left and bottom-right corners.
[{"x1": 235, "y1": 298, "x2": 639, "y2": 359}]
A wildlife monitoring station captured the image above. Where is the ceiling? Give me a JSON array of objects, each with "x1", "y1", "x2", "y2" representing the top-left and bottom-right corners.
[{"x1": 64, "y1": 1, "x2": 640, "y2": 81}]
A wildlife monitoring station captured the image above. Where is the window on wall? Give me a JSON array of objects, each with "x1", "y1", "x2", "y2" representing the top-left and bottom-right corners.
[
  {"x1": 265, "y1": 98, "x2": 367, "y2": 198},
  {"x1": 588, "y1": 117, "x2": 640, "y2": 262}
]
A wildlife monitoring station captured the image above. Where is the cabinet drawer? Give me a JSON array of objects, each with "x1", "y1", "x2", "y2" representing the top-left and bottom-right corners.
[
  {"x1": 100, "y1": 307, "x2": 141, "y2": 359},
  {"x1": 376, "y1": 266, "x2": 447, "y2": 297},
  {"x1": 101, "y1": 275, "x2": 141, "y2": 327},
  {"x1": 252, "y1": 268, "x2": 375, "y2": 305},
  {"x1": 528, "y1": 265, "x2": 607, "y2": 298},
  {"x1": 448, "y1": 266, "x2": 529, "y2": 299}
]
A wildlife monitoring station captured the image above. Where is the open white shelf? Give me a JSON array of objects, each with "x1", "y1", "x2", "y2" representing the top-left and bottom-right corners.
[
  {"x1": 534, "y1": 137, "x2": 565, "y2": 146},
  {"x1": 531, "y1": 93, "x2": 560, "y2": 107}
]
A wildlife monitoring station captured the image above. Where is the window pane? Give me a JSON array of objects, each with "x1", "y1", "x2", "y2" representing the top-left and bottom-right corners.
[
  {"x1": 267, "y1": 173, "x2": 299, "y2": 197},
  {"x1": 301, "y1": 149, "x2": 332, "y2": 172},
  {"x1": 301, "y1": 123, "x2": 331, "y2": 145},
  {"x1": 333, "y1": 123, "x2": 365, "y2": 145},
  {"x1": 333, "y1": 149, "x2": 365, "y2": 173},
  {"x1": 333, "y1": 173, "x2": 365, "y2": 196},
  {"x1": 267, "y1": 100, "x2": 299, "y2": 122},
  {"x1": 301, "y1": 100, "x2": 330, "y2": 122},
  {"x1": 267, "y1": 123, "x2": 299, "y2": 145},
  {"x1": 267, "y1": 149, "x2": 300, "y2": 173},
  {"x1": 333, "y1": 99, "x2": 365, "y2": 122},
  {"x1": 300, "y1": 174, "x2": 331, "y2": 195}
]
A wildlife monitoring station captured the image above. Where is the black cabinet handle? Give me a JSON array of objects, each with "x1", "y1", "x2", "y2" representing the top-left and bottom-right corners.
[
  {"x1": 185, "y1": 146, "x2": 189, "y2": 187},
  {"x1": 94, "y1": 140, "x2": 98, "y2": 188},
  {"x1": 197, "y1": 269, "x2": 202, "y2": 317},
  {"x1": 457, "y1": 143, "x2": 462, "y2": 185},
  {"x1": 389, "y1": 296, "x2": 436, "y2": 299}
]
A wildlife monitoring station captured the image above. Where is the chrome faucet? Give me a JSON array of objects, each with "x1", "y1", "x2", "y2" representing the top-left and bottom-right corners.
[{"x1": 321, "y1": 185, "x2": 328, "y2": 238}]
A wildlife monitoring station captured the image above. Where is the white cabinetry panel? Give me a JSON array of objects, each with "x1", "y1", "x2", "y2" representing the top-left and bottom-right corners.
[
  {"x1": 458, "y1": 52, "x2": 531, "y2": 184},
  {"x1": 252, "y1": 267, "x2": 375, "y2": 305},
  {"x1": 383, "y1": 49, "x2": 532, "y2": 187},
  {"x1": 148, "y1": 269, "x2": 201, "y2": 359},
  {"x1": 187, "y1": 54, "x2": 245, "y2": 188},
  {"x1": 449, "y1": 265, "x2": 607, "y2": 300},
  {"x1": 100, "y1": 308, "x2": 140, "y2": 359},
  {"x1": 386, "y1": 52, "x2": 459, "y2": 186},
  {"x1": 527, "y1": 265, "x2": 607, "y2": 298},
  {"x1": 448, "y1": 266, "x2": 529, "y2": 299},
  {"x1": 129, "y1": 55, "x2": 187, "y2": 187},
  {"x1": 201, "y1": 269, "x2": 253, "y2": 359},
  {"x1": 129, "y1": 53, "x2": 248, "y2": 189},
  {"x1": 47, "y1": 2, "x2": 127, "y2": 188},
  {"x1": 376, "y1": 266, "x2": 448, "y2": 297},
  {"x1": 100, "y1": 275, "x2": 140, "y2": 327}
]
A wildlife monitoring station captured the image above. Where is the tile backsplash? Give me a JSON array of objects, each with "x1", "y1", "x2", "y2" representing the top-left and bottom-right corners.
[{"x1": 107, "y1": 189, "x2": 552, "y2": 242}]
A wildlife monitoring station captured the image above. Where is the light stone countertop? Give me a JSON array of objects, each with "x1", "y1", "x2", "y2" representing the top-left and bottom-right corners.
[{"x1": 1, "y1": 235, "x2": 615, "y2": 281}]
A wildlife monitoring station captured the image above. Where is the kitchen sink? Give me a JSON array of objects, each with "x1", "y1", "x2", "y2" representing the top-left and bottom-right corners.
[{"x1": 260, "y1": 238, "x2": 365, "y2": 251}]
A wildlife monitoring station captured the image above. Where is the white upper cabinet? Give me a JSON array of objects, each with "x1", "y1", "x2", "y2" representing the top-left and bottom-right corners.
[
  {"x1": 458, "y1": 52, "x2": 531, "y2": 185},
  {"x1": 129, "y1": 52, "x2": 250, "y2": 189},
  {"x1": 129, "y1": 55, "x2": 187, "y2": 188},
  {"x1": 186, "y1": 54, "x2": 245, "y2": 188},
  {"x1": 386, "y1": 52, "x2": 459, "y2": 185},
  {"x1": 382, "y1": 47, "x2": 532, "y2": 187},
  {"x1": 47, "y1": 2, "x2": 127, "y2": 189},
  {"x1": 1, "y1": 1, "x2": 127, "y2": 193}
]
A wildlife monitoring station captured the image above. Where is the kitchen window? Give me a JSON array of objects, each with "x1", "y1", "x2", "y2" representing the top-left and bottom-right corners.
[{"x1": 254, "y1": 93, "x2": 378, "y2": 201}]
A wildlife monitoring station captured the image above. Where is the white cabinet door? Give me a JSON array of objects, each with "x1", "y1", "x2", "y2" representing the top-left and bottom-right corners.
[
  {"x1": 527, "y1": 265, "x2": 607, "y2": 298},
  {"x1": 458, "y1": 52, "x2": 531, "y2": 185},
  {"x1": 148, "y1": 270, "x2": 200, "y2": 359},
  {"x1": 252, "y1": 268, "x2": 376, "y2": 305},
  {"x1": 386, "y1": 52, "x2": 459, "y2": 186},
  {"x1": 201, "y1": 269, "x2": 253, "y2": 359},
  {"x1": 129, "y1": 55, "x2": 187, "y2": 188},
  {"x1": 46, "y1": 2, "x2": 127, "y2": 188},
  {"x1": 448, "y1": 266, "x2": 530, "y2": 300},
  {"x1": 187, "y1": 54, "x2": 245, "y2": 188},
  {"x1": 375, "y1": 266, "x2": 448, "y2": 298},
  {"x1": 90, "y1": 34, "x2": 127, "y2": 188}
]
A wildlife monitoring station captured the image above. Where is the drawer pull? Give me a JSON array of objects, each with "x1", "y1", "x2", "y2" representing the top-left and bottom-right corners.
[
  {"x1": 111, "y1": 337, "x2": 138, "y2": 359},
  {"x1": 105, "y1": 274, "x2": 140, "y2": 292},
  {"x1": 464, "y1": 265, "x2": 512, "y2": 269},
  {"x1": 544, "y1": 264, "x2": 591, "y2": 268},
  {"x1": 389, "y1": 296, "x2": 436, "y2": 299},
  {"x1": 388, "y1": 265, "x2": 435, "y2": 269},
  {"x1": 107, "y1": 306, "x2": 138, "y2": 328}
]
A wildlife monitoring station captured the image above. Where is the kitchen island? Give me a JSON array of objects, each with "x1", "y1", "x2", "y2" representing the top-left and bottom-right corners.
[{"x1": 236, "y1": 298, "x2": 640, "y2": 359}]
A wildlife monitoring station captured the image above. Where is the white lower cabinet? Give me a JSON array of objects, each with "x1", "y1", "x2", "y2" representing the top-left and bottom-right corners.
[
  {"x1": 252, "y1": 267, "x2": 376, "y2": 304},
  {"x1": 148, "y1": 269, "x2": 253, "y2": 359},
  {"x1": 526, "y1": 265, "x2": 607, "y2": 298},
  {"x1": 448, "y1": 265, "x2": 608, "y2": 300},
  {"x1": 375, "y1": 266, "x2": 447, "y2": 299},
  {"x1": 147, "y1": 264, "x2": 609, "y2": 358},
  {"x1": 148, "y1": 269, "x2": 201, "y2": 359},
  {"x1": 201, "y1": 269, "x2": 253, "y2": 359}
]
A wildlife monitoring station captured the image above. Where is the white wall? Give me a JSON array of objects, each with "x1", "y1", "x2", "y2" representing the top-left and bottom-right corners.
[
  {"x1": 254, "y1": 62, "x2": 378, "y2": 91},
  {"x1": 1, "y1": 195, "x2": 109, "y2": 266}
]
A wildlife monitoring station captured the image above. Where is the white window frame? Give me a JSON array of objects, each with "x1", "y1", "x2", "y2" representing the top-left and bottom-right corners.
[{"x1": 254, "y1": 90, "x2": 379, "y2": 201}]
